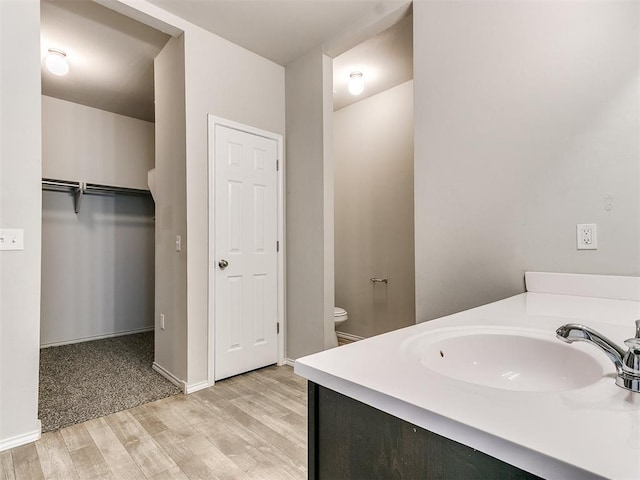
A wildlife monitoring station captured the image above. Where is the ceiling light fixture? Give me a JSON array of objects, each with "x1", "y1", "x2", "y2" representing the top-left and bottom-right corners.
[
  {"x1": 348, "y1": 71, "x2": 364, "y2": 96},
  {"x1": 45, "y1": 48, "x2": 69, "y2": 76}
]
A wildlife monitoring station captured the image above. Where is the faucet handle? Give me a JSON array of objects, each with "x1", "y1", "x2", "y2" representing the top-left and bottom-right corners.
[
  {"x1": 625, "y1": 338, "x2": 640, "y2": 352},
  {"x1": 622, "y1": 338, "x2": 640, "y2": 377},
  {"x1": 623, "y1": 320, "x2": 640, "y2": 356}
]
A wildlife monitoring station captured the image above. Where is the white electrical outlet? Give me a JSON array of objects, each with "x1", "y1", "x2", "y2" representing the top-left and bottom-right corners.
[
  {"x1": 160, "y1": 314, "x2": 165, "y2": 330},
  {"x1": 0, "y1": 229, "x2": 24, "y2": 251},
  {"x1": 577, "y1": 224, "x2": 597, "y2": 250}
]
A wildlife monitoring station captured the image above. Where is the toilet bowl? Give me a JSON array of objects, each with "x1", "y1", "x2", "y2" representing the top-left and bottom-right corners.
[
  {"x1": 334, "y1": 307, "x2": 348, "y2": 344},
  {"x1": 334, "y1": 307, "x2": 348, "y2": 326}
]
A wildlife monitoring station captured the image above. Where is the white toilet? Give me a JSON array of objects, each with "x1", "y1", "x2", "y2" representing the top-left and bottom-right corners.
[{"x1": 334, "y1": 307, "x2": 348, "y2": 343}]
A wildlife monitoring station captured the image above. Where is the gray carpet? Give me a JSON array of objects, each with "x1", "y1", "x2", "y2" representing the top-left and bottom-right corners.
[{"x1": 39, "y1": 332, "x2": 181, "y2": 433}]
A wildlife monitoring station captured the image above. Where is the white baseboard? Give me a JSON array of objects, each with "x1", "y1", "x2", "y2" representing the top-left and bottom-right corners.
[
  {"x1": 152, "y1": 364, "x2": 209, "y2": 395},
  {"x1": 184, "y1": 381, "x2": 209, "y2": 394},
  {"x1": 0, "y1": 420, "x2": 41, "y2": 452},
  {"x1": 40, "y1": 327, "x2": 154, "y2": 348},
  {"x1": 152, "y1": 362, "x2": 185, "y2": 393},
  {"x1": 336, "y1": 331, "x2": 365, "y2": 343},
  {"x1": 284, "y1": 358, "x2": 295, "y2": 367}
]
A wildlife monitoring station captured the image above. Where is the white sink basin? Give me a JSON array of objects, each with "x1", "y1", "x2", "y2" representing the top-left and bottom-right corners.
[{"x1": 402, "y1": 326, "x2": 605, "y2": 392}]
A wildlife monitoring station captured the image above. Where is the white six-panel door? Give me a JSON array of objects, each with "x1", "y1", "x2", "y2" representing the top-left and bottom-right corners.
[{"x1": 213, "y1": 124, "x2": 279, "y2": 381}]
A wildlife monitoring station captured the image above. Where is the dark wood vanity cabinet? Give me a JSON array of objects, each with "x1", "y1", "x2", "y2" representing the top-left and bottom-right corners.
[{"x1": 308, "y1": 382, "x2": 542, "y2": 480}]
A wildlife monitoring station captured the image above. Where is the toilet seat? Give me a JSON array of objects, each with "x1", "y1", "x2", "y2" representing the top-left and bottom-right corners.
[{"x1": 333, "y1": 307, "x2": 348, "y2": 346}]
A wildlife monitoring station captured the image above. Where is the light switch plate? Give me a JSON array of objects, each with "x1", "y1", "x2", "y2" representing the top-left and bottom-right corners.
[{"x1": 0, "y1": 229, "x2": 24, "y2": 251}]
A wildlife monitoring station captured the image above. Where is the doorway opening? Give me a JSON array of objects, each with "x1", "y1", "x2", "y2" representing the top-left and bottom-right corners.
[
  {"x1": 39, "y1": 0, "x2": 178, "y2": 432},
  {"x1": 332, "y1": 13, "x2": 416, "y2": 346}
]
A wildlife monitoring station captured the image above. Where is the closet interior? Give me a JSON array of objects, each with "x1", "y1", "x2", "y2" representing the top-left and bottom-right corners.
[{"x1": 39, "y1": 0, "x2": 175, "y2": 432}]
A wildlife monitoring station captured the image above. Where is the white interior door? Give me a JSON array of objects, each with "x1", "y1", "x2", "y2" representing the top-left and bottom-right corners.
[{"x1": 213, "y1": 124, "x2": 279, "y2": 381}]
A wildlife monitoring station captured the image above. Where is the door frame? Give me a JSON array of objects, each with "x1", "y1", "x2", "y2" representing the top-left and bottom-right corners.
[{"x1": 207, "y1": 115, "x2": 285, "y2": 386}]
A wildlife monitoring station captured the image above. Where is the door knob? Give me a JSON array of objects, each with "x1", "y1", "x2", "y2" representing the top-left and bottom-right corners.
[{"x1": 218, "y1": 259, "x2": 229, "y2": 269}]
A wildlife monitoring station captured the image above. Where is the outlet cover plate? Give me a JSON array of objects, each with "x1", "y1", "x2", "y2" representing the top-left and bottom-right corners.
[
  {"x1": 577, "y1": 224, "x2": 597, "y2": 250},
  {"x1": 0, "y1": 229, "x2": 24, "y2": 251}
]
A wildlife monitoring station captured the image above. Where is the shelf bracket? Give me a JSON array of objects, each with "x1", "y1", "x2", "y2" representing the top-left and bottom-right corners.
[{"x1": 74, "y1": 182, "x2": 86, "y2": 214}]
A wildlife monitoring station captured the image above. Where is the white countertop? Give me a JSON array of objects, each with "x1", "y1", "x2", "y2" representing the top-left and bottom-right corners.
[{"x1": 295, "y1": 273, "x2": 640, "y2": 480}]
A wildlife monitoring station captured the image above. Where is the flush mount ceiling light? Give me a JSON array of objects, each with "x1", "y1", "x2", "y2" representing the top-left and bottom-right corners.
[
  {"x1": 348, "y1": 71, "x2": 364, "y2": 96},
  {"x1": 45, "y1": 48, "x2": 69, "y2": 76}
]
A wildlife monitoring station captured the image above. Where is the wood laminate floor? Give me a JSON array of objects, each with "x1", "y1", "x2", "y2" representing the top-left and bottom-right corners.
[{"x1": 1, "y1": 365, "x2": 307, "y2": 480}]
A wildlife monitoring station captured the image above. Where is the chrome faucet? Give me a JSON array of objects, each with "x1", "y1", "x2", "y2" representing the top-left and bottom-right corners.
[{"x1": 556, "y1": 320, "x2": 640, "y2": 393}]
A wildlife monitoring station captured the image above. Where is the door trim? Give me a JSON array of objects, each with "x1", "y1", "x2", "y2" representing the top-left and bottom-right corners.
[{"x1": 207, "y1": 115, "x2": 285, "y2": 386}]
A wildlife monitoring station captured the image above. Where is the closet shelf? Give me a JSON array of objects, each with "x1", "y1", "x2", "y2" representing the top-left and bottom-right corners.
[{"x1": 42, "y1": 178, "x2": 152, "y2": 213}]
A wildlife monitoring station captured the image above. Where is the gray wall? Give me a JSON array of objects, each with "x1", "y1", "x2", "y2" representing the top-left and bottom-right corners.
[
  {"x1": 322, "y1": 54, "x2": 336, "y2": 350},
  {"x1": 154, "y1": 35, "x2": 187, "y2": 381},
  {"x1": 0, "y1": 0, "x2": 42, "y2": 448},
  {"x1": 414, "y1": 1, "x2": 640, "y2": 323},
  {"x1": 40, "y1": 97, "x2": 155, "y2": 346},
  {"x1": 147, "y1": 7, "x2": 286, "y2": 388},
  {"x1": 285, "y1": 47, "x2": 336, "y2": 359},
  {"x1": 183, "y1": 26, "x2": 285, "y2": 386},
  {"x1": 41, "y1": 96, "x2": 154, "y2": 190},
  {"x1": 334, "y1": 80, "x2": 415, "y2": 338},
  {"x1": 41, "y1": 194, "x2": 154, "y2": 346}
]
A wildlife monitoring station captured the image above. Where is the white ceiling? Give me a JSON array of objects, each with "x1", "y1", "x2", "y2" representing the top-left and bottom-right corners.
[
  {"x1": 144, "y1": 0, "x2": 410, "y2": 67},
  {"x1": 41, "y1": 0, "x2": 170, "y2": 122},
  {"x1": 41, "y1": 0, "x2": 412, "y2": 122}
]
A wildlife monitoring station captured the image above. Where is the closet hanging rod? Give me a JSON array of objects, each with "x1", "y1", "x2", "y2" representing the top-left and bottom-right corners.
[
  {"x1": 42, "y1": 178, "x2": 79, "y2": 192},
  {"x1": 42, "y1": 178, "x2": 152, "y2": 213},
  {"x1": 85, "y1": 183, "x2": 152, "y2": 197},
  {"x1": 42, "y1": 178, "x2": 152, "y2": 197}
]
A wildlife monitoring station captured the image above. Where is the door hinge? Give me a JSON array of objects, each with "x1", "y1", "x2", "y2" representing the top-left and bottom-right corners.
[
  {"x1": 277, "y1": 322, "x2": 280, "y2": 334},
  {"x1": 276, "y1": 240, "x2": 279, "y2": 252},
  {"x1": 276, "y1": 159, "x2": 279, "y2": 171}
]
